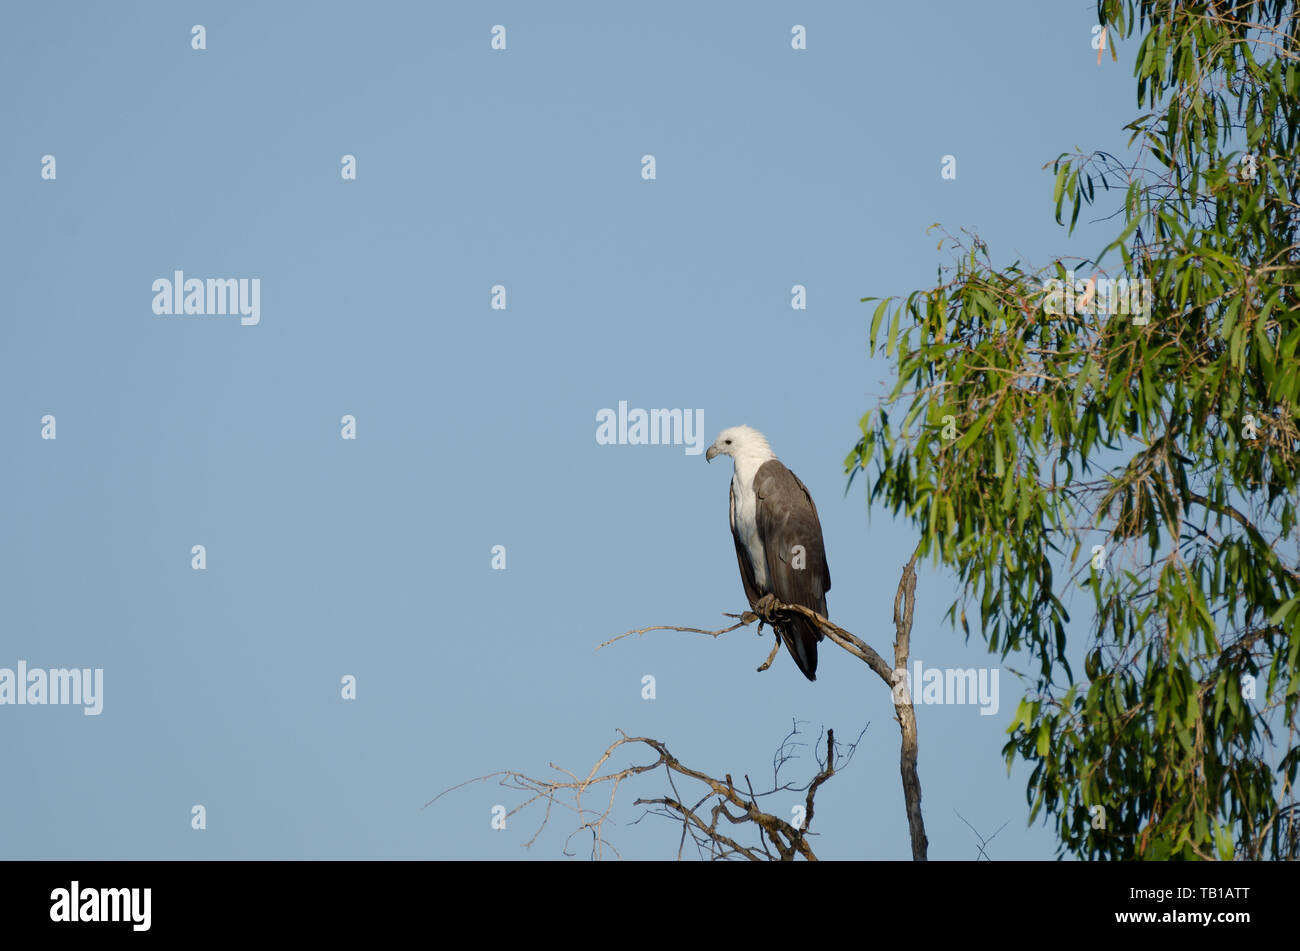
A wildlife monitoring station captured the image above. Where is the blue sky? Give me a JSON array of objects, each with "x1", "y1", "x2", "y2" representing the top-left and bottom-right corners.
[{"x1": 1, "y1": 2, "x2": 1141, "y2": 859}]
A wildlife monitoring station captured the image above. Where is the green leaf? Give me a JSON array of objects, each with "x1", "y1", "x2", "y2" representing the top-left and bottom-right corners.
[
  {"x1": 868, "y1": 298, "x2": 890, "y2": 348},
  {"x1": 1268, "y1": 596, "x2": 1300, "y2": 626}
]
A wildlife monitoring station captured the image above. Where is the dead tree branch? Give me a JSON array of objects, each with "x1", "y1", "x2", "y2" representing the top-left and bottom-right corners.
[
  {"x1": 603, "y1": 544, "x2": 930, "y2": 860},
  {"x1": 892, "y1": 547, "x2": 927, "y2": 860},
  {"x1": 429, "y1": 722, "x2": 866, "y2": 860}
]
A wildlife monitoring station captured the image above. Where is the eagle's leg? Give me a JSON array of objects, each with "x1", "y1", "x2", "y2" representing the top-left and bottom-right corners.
[{"x1": 756, "y1": 635, "x2": 783, "y2": 673}]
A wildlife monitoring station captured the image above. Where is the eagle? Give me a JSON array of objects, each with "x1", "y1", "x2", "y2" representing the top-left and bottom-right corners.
[{"x1": 705, "y1": 425, "x2": 831, "y2": 680}]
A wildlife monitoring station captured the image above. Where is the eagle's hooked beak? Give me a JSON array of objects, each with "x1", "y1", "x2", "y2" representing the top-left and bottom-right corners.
[{"x1": 705, "y1": 445, "x2": 719, "y2": 462}]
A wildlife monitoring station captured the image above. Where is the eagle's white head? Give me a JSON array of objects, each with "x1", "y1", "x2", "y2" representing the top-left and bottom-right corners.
[{"x1": 705, "y1": 425, "x2": 775, "y2": 465}]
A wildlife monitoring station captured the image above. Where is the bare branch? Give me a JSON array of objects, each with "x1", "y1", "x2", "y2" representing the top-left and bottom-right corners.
[
  {"x1": 600, "y1": 544, "x2": 930, "y2": 860},
  {"x1": 892, "y1": 546, "x2": 928, "y2": 860},
  {"x1": 431, "y1": 725, "x2": 862, "y2": 860}
]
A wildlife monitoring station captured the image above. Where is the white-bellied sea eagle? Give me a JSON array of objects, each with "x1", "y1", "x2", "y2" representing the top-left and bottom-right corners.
[{"x1": 706, "y1": 426, "x2": 831, "y2": 681}]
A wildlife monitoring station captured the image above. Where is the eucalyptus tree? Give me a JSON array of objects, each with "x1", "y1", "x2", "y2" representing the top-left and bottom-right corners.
[{"x1": 850, "y1": 0, "x2": 1300, "y2": 859}]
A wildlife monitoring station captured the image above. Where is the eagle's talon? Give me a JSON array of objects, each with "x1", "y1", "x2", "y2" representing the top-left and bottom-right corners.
[{"x1": 754, "y1": 593, "x2": 779, "y2": 623}]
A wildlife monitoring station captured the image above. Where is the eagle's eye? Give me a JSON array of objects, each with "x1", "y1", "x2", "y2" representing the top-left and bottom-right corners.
[{"x1": 725, "y1": 439, "x2": 732, "y2": 445}]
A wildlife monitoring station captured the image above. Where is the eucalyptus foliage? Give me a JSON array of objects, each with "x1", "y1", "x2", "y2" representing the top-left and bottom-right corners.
[{"x1": 849, "y1": 0, "x2": 1299, "y2": 859}]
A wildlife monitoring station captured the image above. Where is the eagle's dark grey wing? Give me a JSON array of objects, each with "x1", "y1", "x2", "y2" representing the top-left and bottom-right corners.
[
  {"x1": 729, "y1": 480, "x2": 763, "y2": 609},
  {"x1": 754, "y1": 460, "x2": 831, "y2": 680},
  {"x1": 784, "y1": 469, "x2": 832, "y2": 598}
]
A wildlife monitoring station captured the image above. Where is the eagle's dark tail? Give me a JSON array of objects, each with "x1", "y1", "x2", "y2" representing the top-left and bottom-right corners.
[{"x1": 779, "y1": 616, "x2": 822, "y2": 681}]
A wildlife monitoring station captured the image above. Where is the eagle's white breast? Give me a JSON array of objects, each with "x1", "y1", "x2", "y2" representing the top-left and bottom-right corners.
[{"x1": 731, "y1": 455, "x2": 770, "y2": 591}]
